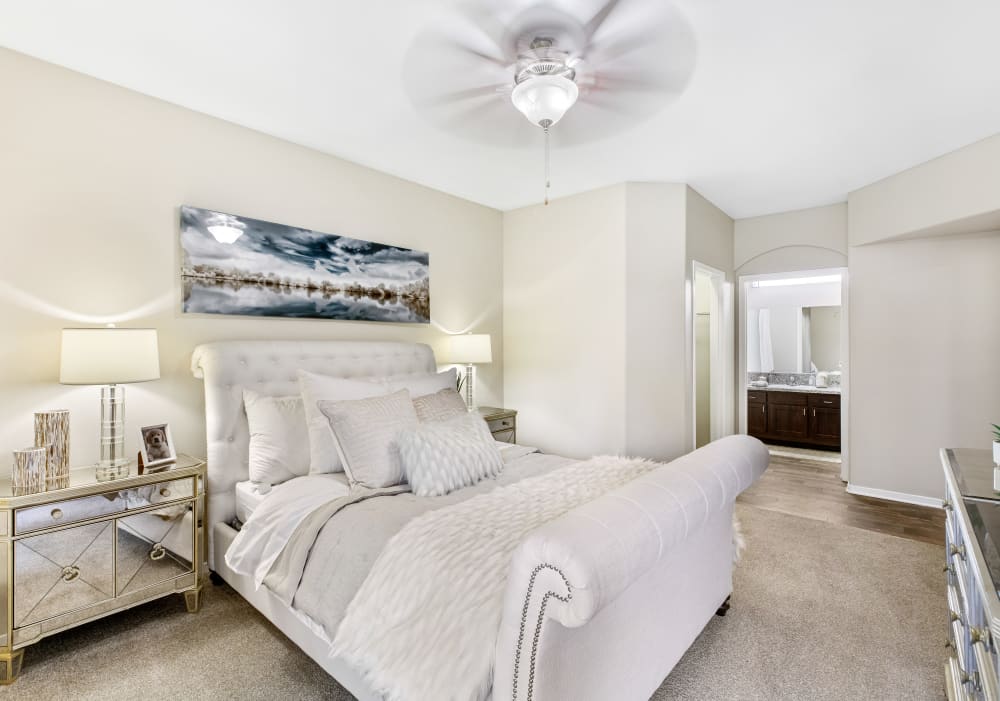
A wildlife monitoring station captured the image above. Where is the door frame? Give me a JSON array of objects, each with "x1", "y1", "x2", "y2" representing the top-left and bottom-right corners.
[
  {"x1": 737, "y1": 267, "x2": 850, "y2": 481},
  {"x1": 690, "y1": 261, "x2": 734, "y2": 450}
]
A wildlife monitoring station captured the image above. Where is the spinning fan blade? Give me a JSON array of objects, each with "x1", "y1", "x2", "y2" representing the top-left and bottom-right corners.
[
  {"x1": 583, "y1": 0, "x2": 625, "y2": 43},
  {"x1": 404, "y1": 0, "x2": 698, "y2": 147}
]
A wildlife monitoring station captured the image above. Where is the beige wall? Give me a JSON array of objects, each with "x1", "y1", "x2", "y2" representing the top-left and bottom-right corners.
[
  {"x1": 503, "y1": 185, "x2": 627, "y2": 458},
  {"x1": 849, "y1": 133, "x2": 1000, "y2": 246},
  {"x1": 849, "y1": 231, "x2": 1000, "y2": 498},
  {"x1": 735, "y1": 203, "x2": 848, "y2": 275},
  {"x1": 808, "y1": 306, "x2": 841, "y2": 372},
  {"x1": 504, "y1": 182, "x2": 724, "y2": 461},
  {"x1": 625, "y1": 183, "x2": 688, "y2": 459},
  {"x1": 0, "y1": 48, "x2": 504, "y2": 466}
]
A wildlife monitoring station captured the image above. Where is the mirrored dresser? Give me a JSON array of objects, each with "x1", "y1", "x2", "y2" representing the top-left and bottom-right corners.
[
  {"x1": 942, "y1": 448, "x2": 1000, "y2": 700},
  {"x1": 0, "y1": 454, "x2": 205, "y2": 683}
]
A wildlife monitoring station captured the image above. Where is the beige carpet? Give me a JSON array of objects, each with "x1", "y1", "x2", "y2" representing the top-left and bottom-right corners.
[{"x1": 0, "y1": 505, "x2": 944, "y2": 700}]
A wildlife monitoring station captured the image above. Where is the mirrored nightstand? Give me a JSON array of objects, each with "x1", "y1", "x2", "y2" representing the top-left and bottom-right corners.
[{"x1": 0, "y1": 454, "x2": 206, "y2": 684}]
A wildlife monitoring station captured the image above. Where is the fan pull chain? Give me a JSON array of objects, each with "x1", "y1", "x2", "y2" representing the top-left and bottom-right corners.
[{"x1": 543, "y1": 124, "x2": 551, "y2": 206}]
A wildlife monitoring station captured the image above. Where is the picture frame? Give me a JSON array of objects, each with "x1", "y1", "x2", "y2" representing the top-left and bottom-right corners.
[{"x1": 138, "y1": 423, "x2": 177, "y2": 470}]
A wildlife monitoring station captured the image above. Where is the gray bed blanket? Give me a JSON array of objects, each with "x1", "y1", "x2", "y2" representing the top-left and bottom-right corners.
[{"x1": 281, "y1": 450, "x2": 575, "y2": 639}]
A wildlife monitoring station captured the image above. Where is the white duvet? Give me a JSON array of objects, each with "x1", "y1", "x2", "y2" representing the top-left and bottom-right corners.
[{"x1": 225, "y1": 475, "x2": 350, "y2": 588}]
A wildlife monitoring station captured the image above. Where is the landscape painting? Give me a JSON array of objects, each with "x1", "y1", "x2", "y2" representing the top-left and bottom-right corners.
[{"x1": 180, "y1": 206, "x2": 430, "y2": 323}]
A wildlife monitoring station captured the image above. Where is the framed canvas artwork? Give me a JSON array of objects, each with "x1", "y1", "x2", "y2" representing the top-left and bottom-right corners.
[{"x1": 180, "y1": 206, "x2": 430, "y2": 323}]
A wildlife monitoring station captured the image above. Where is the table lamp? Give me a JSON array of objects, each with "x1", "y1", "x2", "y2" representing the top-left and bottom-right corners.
[
  {"x1": 60, "y1": 326, "x2": 160, "y2": 472},
  {"x1": 448, "y1": 333, "x2": 492, "y2": 411}
]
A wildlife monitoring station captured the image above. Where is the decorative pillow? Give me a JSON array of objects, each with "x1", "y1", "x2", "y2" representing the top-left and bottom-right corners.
[
  {"x1": 298, "y1": 370, "x2": 390, "y2": 474},
  {"x1": 386, "y1": 368, "x2": 458, "y2": 398},
  {"x1": 318, "y1": 390, "x2": 419, "y2": 489},
  {"x1": 397, "y1": 413, "x2": 504, "y2": 497},
  {"x1": 412, "y1": 388, "x2": 469, "y2": 423},
  {"x1": 243, "y1": 390, "x2": 311, "y2": 486}
]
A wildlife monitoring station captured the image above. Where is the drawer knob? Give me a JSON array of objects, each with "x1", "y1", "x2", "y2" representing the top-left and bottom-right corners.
[
  {"x1": 950, "y1": 543, "x2": 966, "y2": 560},
  {"x1": 159, "y1": 488, "x2": 171, "y2": 498},
  {"x1": 943, "y1": 499, "x2": 953, "y2": 511},
  {"x1": 50, "y1": 508, "x2": 64, "y2": 521},
  {"x1": 149, "y1": 543, "x2": 166, "y2": 561},
  {"x1": 61, "y1": 565, "x2": 80, "y2": 582}
]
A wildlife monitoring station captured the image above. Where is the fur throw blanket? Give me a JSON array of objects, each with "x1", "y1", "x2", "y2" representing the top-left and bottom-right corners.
[{"x1": 331, "y1": 455, "x2": 660, "y2": 701}]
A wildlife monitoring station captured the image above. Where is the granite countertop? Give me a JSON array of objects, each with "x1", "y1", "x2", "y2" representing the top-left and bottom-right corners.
[{"x1": 746, "y1": 384, "x2": 841, "y2": 395}]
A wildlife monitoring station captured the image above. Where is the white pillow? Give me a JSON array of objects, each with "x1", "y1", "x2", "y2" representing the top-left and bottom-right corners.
[
  {"x1": 413, "y1": 388, "x2": 469, "y2": 423},
  {"x1": 243, "y1": 390, "x2": 311, "y2": 486},
  {"x1": 298, "y1": 370, "x2": 389, "y2": 474},
  {"x1": 318, "y1": 390, "x2": 419, "y2": 489},
  {"x1": 386, "y1": 369, "x2": 457, "y2": 398},
  {"x1": 397, "y1": 413, "x2": 504, "y2": 497}
]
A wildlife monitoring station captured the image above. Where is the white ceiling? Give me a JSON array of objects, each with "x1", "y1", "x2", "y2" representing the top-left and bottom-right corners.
[{"x1": 2, "y1": 0, "x2": 999, "y2": 218}]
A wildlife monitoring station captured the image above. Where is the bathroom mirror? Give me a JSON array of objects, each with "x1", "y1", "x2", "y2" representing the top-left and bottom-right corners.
[{"x1": 747, "y1": 304, "x2": 841, "y2": 373}]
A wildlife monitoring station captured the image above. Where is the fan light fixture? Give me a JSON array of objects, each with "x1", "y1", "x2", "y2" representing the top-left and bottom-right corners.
[
  {"x1": 509, "y1": 56, "x2": 581, "y2": 205},
  {"x1": 510, "y1": 75, "x2": 579, "y2": 128}
]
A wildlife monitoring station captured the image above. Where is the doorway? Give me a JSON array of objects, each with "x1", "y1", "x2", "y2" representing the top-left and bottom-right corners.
[
  {"x1": 737, "y1": 268, "x2": 849, "y2": 481},
  {"x1": 691, "y1": 262, "x2": 733, "y2": 449}
]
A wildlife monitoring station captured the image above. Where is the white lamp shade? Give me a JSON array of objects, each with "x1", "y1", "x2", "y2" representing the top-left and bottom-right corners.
[
  {"x1": 60, "y1": 328, "x2": 161, "y2": 385},
  {"x1": 448, "y1": 334, "x2": 492, "y2": 364},
  {"x1": 511, "y1": 75, "x2": 580, "y2": 127}
]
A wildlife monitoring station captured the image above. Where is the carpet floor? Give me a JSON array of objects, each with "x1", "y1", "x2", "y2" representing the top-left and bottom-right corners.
[{"x1": 0, "y1": 505, "x2": 944, "y2": 700}]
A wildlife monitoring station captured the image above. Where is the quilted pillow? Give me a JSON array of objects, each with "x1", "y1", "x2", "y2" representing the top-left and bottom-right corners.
[
  {"x1": 318, "y1": 390, "x2": 419, "y2": 489},
  {"x1": 397, "y1": 413, "x2": 504, "y2": 497},
  {"x1": 243, "y1": 390, "x2": 310, "y2": 486},
  {"x1": 298, "y1": 370, "x2": 390, "y2": 474},
  {"x1": 412, "y1": 388, "x2": 468, "y2": 423}
]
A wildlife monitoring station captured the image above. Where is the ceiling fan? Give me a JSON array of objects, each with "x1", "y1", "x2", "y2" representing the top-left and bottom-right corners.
[{"x1": 403, "y1": 0, "x2": 697, "y2": 204}]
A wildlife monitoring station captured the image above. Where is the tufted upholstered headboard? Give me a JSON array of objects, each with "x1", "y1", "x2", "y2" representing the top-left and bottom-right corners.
[{"x1": 190, "y1": 340, "x2": 437, "y2": 563}]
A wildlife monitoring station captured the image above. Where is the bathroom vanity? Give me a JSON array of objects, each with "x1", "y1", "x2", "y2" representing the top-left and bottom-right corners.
[{"x1": 747, "y1": 386, "x2": 841, "y2": 450}]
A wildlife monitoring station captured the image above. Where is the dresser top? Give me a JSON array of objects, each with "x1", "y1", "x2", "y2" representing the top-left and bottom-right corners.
[{"x1": 0, "y1": 454, "x2": 205, "y2": 508}]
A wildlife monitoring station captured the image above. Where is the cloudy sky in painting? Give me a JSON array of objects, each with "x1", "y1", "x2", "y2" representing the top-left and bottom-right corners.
[{"x1": 180, "y1": 206, "x2": 429, "y2": 287}]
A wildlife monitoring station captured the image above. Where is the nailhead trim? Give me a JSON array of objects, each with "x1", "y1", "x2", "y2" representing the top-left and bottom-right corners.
[{"x1": 512, "y1": 564, "x2": 572, "y2": 701}]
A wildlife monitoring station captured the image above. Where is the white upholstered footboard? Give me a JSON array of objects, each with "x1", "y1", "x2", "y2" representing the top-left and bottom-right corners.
[{"x1": 494, "y1": 435, "x2": 769, "y2": 701}]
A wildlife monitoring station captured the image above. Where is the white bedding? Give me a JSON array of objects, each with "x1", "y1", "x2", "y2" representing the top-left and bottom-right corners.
[
  {"x1": 226, "y1": 474, "x2": 353, "y2": 587},
  {"x1": 235, "y1": 474, "x2": 350, "y2": 523}
]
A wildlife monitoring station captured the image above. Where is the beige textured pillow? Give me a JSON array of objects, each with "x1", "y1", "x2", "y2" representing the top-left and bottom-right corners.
[
  {"x1": 318, "y1": 390, "x2": 419, "y2": 489},
  {"x1": 413, "y1": 388, "x2": 468, "y2": 423}
]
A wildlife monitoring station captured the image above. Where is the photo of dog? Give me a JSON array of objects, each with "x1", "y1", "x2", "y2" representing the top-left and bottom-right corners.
[{"x1": 139, "y1": 423, "x2": 176, "y2": 468}]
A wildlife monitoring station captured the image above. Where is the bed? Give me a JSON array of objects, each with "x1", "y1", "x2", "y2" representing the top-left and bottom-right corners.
[{"x1": 192, "y1": 340, "x2": 768, "y2": 701}]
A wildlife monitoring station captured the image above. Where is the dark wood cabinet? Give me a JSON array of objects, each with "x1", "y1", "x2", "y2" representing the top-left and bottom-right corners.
[
  {"x1": 767, "y1": 402, "x2": 809, "y2": 441},
  {"x1": 747, "y1": 389, "x2": 840, "y2": 450},
  {"x1": 748, "y1": 399, "x2": 767, "y2": 436}
]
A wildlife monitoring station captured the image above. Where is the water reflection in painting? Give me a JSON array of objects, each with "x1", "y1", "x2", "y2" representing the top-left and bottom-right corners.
[{"x1": 180, "y1": 206, "x2": 430, "y2": 323}]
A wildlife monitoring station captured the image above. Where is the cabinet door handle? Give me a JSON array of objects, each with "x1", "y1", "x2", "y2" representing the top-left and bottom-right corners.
[
  {"x1": 762, "y1": 405, "x2": 765, "y2": 414},
  {"x1": 823, "y1": 400, "x2": 833, "y2": 404},
  {"x1": 813, "y1": 409, "x2": 816, "y2": 417},
  {"x1": 802, "y1": 408, "x2": 806, "y2": 416}
]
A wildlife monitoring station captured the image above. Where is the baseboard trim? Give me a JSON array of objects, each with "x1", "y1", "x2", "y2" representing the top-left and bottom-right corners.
[{"x1": 846, "y1": 483, "x2": 943, "y2": 509}]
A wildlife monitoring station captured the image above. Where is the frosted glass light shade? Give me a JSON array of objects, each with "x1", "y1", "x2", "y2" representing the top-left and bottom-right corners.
[
  {"x1": 448, "y1": 334, "x2": 492, "y2": 364},
  {"x1": 60, "y1": 328, "x2": 161, "y2": 385},
  {"x1": 511, "y1": 75, "x2": 579, "y2": 127}
]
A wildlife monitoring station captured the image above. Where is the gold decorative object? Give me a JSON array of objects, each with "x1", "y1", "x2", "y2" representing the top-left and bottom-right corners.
[
  {"x1": 34, "y1": 410, "x2": 70, "y2": 490},
  {"x1": 12, "y1": 448, "x2": 46, "y2": 496}
]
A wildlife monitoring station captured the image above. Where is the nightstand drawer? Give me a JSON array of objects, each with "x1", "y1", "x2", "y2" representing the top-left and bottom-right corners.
[
  {"x1": 14, "y1": 521, "x2": 115, "y2": 628},
  {"x1": 127, "y1": 477, "x2": 196, "y2": 509},
  {"x1": 14, "y1": 492, "x2": 126, "y2": 534},
  {"x1": 487, "y1": 417, "x2": 515, "y2": 433}
]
